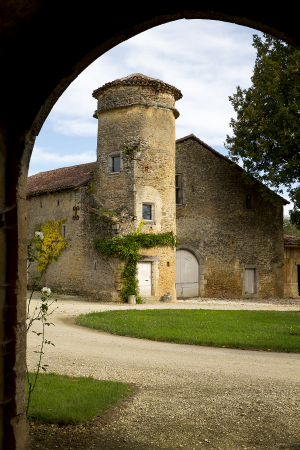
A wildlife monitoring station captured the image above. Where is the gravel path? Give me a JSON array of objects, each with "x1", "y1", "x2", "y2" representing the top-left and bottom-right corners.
[{"x1": 26, "y1": 293, "x2": 300, "y2": 450}]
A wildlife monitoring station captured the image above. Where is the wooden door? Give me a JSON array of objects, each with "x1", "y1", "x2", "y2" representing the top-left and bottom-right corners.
[
  {"x1": 176, "y1": 250, "x2": 199, "y2": 298},
  {"x1": 245, "y1": 269, "x2": 255, "y2": 294},
  {"x1": 137, "y1": 262, "x2": 152, "y2": 296}
]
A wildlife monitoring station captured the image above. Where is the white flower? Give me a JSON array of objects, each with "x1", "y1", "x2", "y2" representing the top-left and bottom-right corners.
[
  {"x1": 35, "y1": 231, "x2": 44, "y2": 240},
  {"x1": 41, "y1": 287, "x2": 51, "y2": 295}
]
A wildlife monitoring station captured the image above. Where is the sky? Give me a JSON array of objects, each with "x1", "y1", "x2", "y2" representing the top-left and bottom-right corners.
[{"x1": 29, "y1": 18, "x2": 293, "y2": 216}]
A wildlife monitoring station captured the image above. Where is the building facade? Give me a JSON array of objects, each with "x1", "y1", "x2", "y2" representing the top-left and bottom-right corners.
[
  {"x1": 283, "y1": 235, "x2": 300, "y2": 298},
  {"x1": 27, "y1": 73, "x2": 289, "y2": 302}
]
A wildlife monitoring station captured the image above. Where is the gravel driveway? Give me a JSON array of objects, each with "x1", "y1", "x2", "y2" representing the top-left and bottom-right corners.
[{"x1": 26, "y1": 294, "x2": 300, "y2": 450}]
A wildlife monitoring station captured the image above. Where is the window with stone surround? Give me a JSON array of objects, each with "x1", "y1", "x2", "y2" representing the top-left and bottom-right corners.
[
  {"x1": 142, "y1": 203, "x2": 154, "y2": 221},
  {"x1": 107, "y1": 151, "x2": 122, "y2": 174}
]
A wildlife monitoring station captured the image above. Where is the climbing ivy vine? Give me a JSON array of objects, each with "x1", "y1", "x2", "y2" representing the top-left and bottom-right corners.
[
  {"x1": 93, "y1": 220, "x2": 179, "y2": 303},
  {"x1": 32, "y1": 219, "x2": 71, "y2": 273}
]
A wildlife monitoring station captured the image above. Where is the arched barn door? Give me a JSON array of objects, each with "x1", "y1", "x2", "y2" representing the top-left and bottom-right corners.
[{"x1": 176, "y1": 249, "x2": 199, "y2": 298}]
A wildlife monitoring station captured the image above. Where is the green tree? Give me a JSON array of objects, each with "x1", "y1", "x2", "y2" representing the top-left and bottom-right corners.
[
  {"x1": 224, "y1": 32, "x2": 300, "y2": 224},
  {"x1": 283, "y1": 215, "x2": 300, "y2": 237}
]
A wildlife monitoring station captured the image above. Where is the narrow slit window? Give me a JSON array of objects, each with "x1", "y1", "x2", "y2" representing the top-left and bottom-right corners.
[
  {"x1": 63, "y1": 225, "x2": 66, "y2": 238},
  {"x1": 176, "y1": 173, "x2": 183, "y2": 204},
  {"x1": 112, "y1": 156, "x2": 120, "y2": 173},
  {"x1": 245, "y1": 195, "x2": 253, "y2": 210},
  {"x1": 142, "y1": 204, "x2": 152, "y2": 220}
]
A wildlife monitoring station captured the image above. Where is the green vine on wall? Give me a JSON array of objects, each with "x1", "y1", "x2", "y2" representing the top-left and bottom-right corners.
[
  {"x1": 85, "y1": 172, "x2": 96, "y2": 194},
  {"x1": 123, "y1": 146, "x2": 134, "y2": 155},
  {"x1": 93, "y1": 221, "x2": 179, "y2": 303}
]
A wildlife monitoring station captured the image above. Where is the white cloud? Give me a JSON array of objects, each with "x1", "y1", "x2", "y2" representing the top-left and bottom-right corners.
[
  {"x1": 45, "y1": 19, "x2": 262, "y2": 142},
  {"x1": 52, "y1": 118, "x2": 97, "y2": 137},
  {"x1": 28, "y1": 147, "x2": 96, "y2": 176}
]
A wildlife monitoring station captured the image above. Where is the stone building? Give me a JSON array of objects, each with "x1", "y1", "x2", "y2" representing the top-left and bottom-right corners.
[
  {"x1": 283, "y1": 235, "x2": 300, "y2": 298},
  {"x1": 27, "y1": 73, "x2": 289, "y2": 302}
]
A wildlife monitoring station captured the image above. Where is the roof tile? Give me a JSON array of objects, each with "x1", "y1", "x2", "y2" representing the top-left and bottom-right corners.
[
  {"x1": 284, "y1": 234, "x2": 300, "y2": 247},
  {"x1": 26, "y1": 161, "x2": 96, "y2": 197},
  {"x1": 92, "y1": 73, "x2": 182, "y2": 101}
]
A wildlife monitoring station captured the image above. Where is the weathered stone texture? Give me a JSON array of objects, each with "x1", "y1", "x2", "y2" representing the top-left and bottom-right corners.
[
  {"x1": 27, "y1": 188, "x2": 123, "y2": 301},
  {"x1": 91, "y1": 78, "x2": 179, "y2": 301},
  {"x1": 26, "y1": 80, "x2": 286, "y2": 302},
  {"x1": 27, "y1": 77, "x2": 180, "y2": 303},
  {"x1": 284, "y1": 244, "x2": 300, "y2": 297},
  {"x1": 176, "y1": 136, "x2": 284, "y2": 299}
]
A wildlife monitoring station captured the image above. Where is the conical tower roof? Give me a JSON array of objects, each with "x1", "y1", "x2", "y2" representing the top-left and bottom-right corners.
[{"x1": 92, "y1": 73, "x2": 182, "y2": 101}]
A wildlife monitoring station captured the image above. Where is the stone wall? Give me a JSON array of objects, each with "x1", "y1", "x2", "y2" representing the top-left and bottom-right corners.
[
  {"x1": 92, "y1": 83, "x2": 179, "y2": 301},
  {"x1": 175, "y1": 136, "x2": 284, "y2": 299},
  {"x1": 284, "y1": 246, "x2": 300, "y2": 298},
  {"x1": 27, "y1": 188, "x2": 122, "y2": 302}
]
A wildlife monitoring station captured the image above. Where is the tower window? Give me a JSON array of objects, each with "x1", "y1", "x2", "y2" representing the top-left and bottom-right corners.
[
  {"x1": 245, "y1": 195, "x2": 253, "y2": 210},
  {"x1": 108, "y1": 152, "x2": 122, "y2": 174},
  {"x1": 112, "y1": 156, "x2": 120, "y2": 173},
  {"x1": 142, "y1": 204, "x2": 152, "y2": 221}
]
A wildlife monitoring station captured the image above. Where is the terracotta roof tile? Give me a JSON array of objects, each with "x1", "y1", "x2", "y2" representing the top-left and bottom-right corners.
[
  {"x1": 92, "y1": 73, "x2": 182, "y2": 101},
  {"x1": 26, "y1": 161, "x2": 97, "y2": 197},
  {"x1": 284, "y1": 234, "x2": 300, "y2": 247}
]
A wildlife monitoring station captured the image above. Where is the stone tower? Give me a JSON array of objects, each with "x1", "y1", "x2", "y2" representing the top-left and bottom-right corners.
[{"x1": 92, "y1": 73, "x2": 182, "y2": 301}]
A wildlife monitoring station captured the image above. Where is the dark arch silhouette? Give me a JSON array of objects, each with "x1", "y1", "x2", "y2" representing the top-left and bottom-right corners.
[{"x1": 1, "y1": 5, "x2": 299, "y2": 448}]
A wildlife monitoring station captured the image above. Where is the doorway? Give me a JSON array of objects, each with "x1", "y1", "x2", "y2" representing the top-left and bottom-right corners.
[
  {"x1": 176, "y1": 249, "x2": 199, "y2": 298},
  {"x1": 137, "y1": 262, "x2": 152, "y2": 296}
]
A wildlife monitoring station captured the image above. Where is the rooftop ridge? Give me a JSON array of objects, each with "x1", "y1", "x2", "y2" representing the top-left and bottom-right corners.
[
  {"x1": 176, "y1": 134, "x2": 290, "y2": 205},
  {"x1": 26, "y1": 161, "x2": 97, "y2": 197},
  {"x1": 92, "y1": 73, "x2": 182, "y2": 101}
]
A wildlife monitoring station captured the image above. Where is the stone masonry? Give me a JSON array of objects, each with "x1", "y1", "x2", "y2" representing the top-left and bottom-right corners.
[
  {"x1": 176, "y1": 135, "x2": 285, "y2": 299},
  {"x1": 26, "y1": 74, "x2": 289, "y2": 302}
]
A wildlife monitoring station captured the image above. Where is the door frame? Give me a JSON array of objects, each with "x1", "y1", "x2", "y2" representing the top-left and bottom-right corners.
[
  {"x1": 138, "y1": 255, "x2": 159, "y2": 297},
  {"x1": 176, "y1": 245, "x2": 206, "y2": 297}
]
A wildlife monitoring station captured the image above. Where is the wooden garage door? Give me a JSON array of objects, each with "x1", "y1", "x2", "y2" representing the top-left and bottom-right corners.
[{"x1": 176, "y1": 250, "x2": 199, "y2": 298}]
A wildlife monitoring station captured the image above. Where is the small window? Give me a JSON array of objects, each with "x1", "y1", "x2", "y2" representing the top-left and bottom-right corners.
[
  {"x1": 57, "y1": 200, "x2": 60, "y2": 206},
  {"x1": 155, "y1": 90, "x2": 159, "y2": 95},
  {"x1": 245, "y1": 195, "x2": 253, "y2": 210},
  {"x1": 63, "y1": 225, "x2": 66, "y2": 238},
  {"x1": 112, "y1": 156, "x2": 120, "y2": 173},
  {"x1": 142, "y1": 204, "x2": 152, "y2": 221},
  {"x1": 176, "y1": 174, "x2": 183, "y2": 204}
]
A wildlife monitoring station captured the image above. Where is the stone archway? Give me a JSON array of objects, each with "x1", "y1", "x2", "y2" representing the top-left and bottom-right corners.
[
  {"x1": 1, "y1": 5, "x2": 300, "y2": 449},
  {"x1": 176, "y1": 244, "x2": 206, "y2": 298}
]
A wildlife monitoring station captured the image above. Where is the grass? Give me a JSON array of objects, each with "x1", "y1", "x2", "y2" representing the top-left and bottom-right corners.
[
  {"x1": 26, "y1": 372, "x2": 132, "y2": 424},
  {"x1": 77, "y1": 309, "x2": 300, "y2": 353}
]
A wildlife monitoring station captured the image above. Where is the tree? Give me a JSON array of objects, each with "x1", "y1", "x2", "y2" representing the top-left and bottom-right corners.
[
  {"x1": 283, "y1": 215, "x2": 300, "y2": 237},
  {"x1": 224, "y1": 32, "x2": 300, "y2": 225}
]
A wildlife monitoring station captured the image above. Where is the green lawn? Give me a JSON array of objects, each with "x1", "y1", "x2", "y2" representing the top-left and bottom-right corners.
[
  {"x1": 77, "y1": 309, "x2": 300, "y2": 353},
  {"x1": 26, "y1": 372, "x2": 132, "y2": 424}
]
